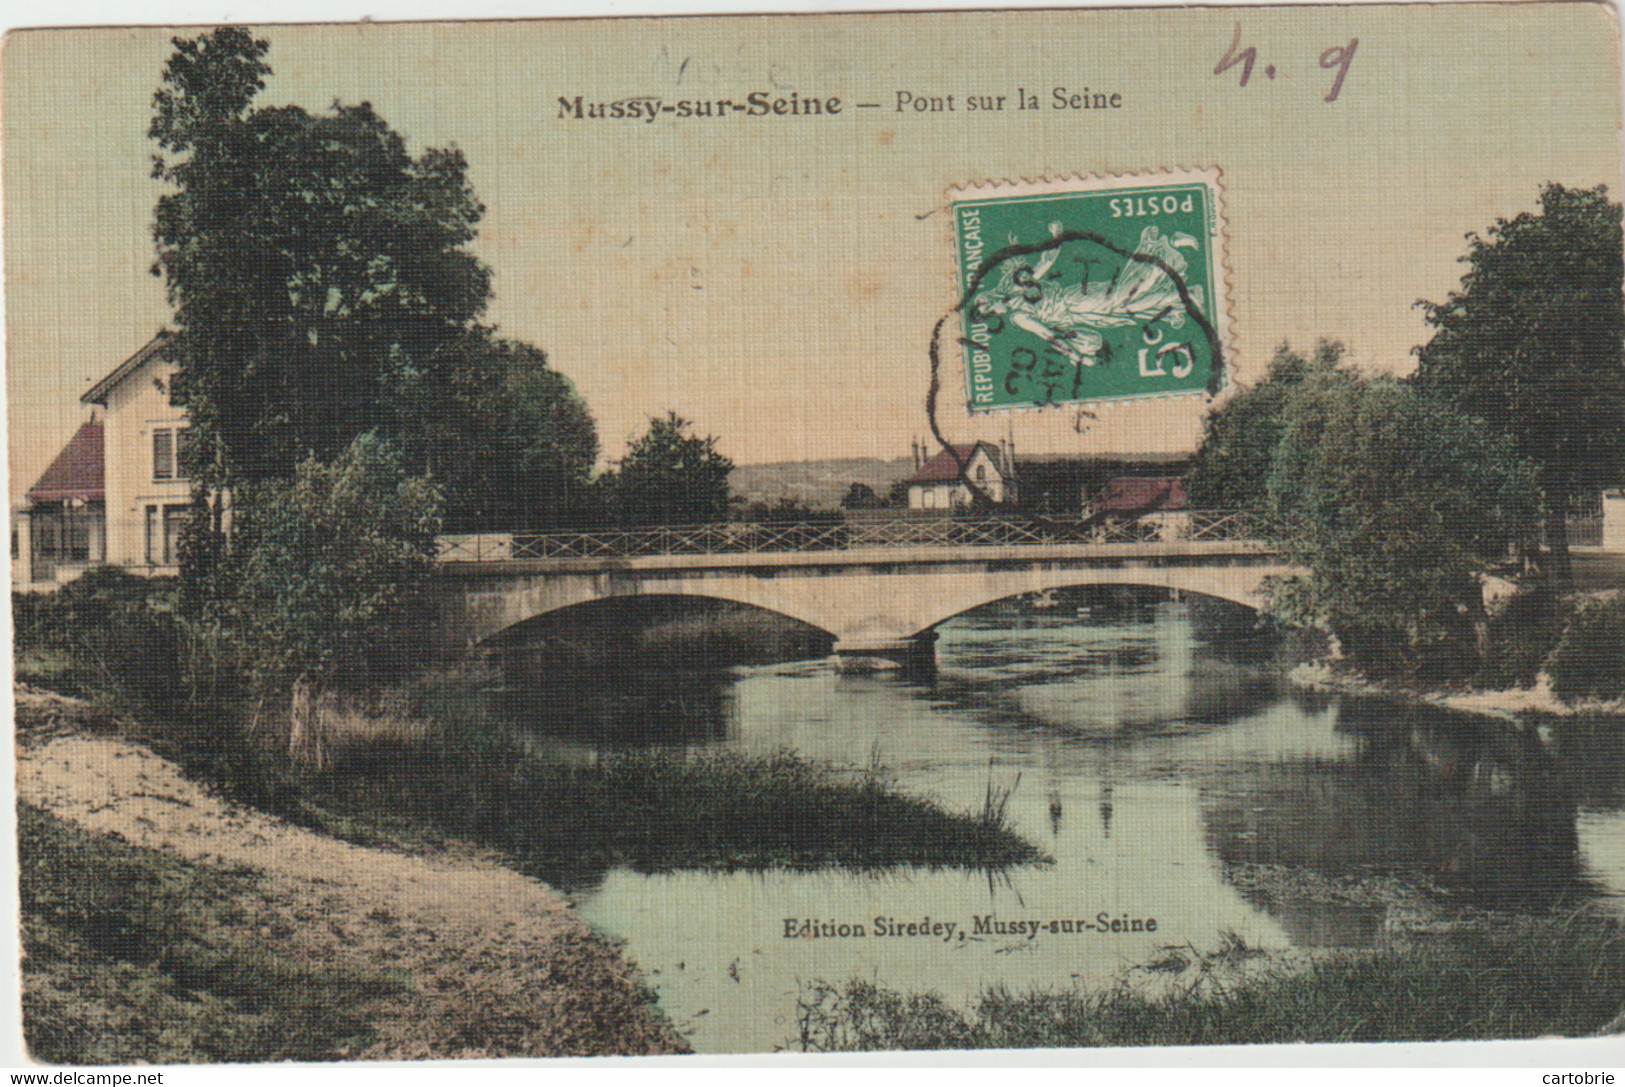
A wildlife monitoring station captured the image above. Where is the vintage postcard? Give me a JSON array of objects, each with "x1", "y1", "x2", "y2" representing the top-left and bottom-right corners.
[{"x1": 6, "y1": 2, "x2": 1625, "y2": 1066}]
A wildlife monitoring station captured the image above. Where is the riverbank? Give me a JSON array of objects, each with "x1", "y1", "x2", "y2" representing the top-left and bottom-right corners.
[
  {"x1": 1289, "y1": 661, "x2": 1625, "y2": 724},
  {"x1": 790, "y1": 855, "x2": 1625, "y2": 1050},
  {"x1": 15, "y1": 685, "x2": 687, "y2": 1063},
  {"x1": 793, "y1": 902, "x2": 1625, "y2": 1050}
]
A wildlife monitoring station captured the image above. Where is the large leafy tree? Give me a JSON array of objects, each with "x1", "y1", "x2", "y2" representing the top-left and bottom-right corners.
[
  {"x1": 1265, "y1": 373, "x2": 1535, "y2": 677},
  {"x1": 151, "y1": 28, "x2": 491, "y2": 487},
  {"x1": 1413, "y1": 184, "x2": 1625, "y2": 580},
  {"x1": 409, "y1": 331, "x2": 601, "y2": 532},
  {"x1": 152, "y1": 28, "x2": 603, "y2": 561},
  {"x1": 607, "y1": 413, "x2": 734, "y2": 526},
  {"x1": 1185, "y1": 341, "x2": 1350, "y2": 511}
]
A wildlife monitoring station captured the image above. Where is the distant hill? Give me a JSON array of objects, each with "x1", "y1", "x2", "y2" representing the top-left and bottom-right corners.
[{"x1": 729, "y1": 458, "x2": 915, "y2": 510}]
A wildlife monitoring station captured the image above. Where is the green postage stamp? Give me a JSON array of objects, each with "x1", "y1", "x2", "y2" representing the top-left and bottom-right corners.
[{"x1": 953, "y1": 171, "x2": 1230, "y2": 411}]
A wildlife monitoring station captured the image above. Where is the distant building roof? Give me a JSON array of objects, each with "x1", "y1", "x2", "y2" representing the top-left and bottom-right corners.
[
  {"x1": 82, "y1": 331, "x2": 173, "y2": 407},
  {"x1": 905, "y1": 442, "x2": 1008, "y2": 484},
  {"x1": 1015, "y1": 452, "x2": 1195, "y2": 467},
  {"x1": 27, "y1": 421, "x2": 104, "y2": 504},
  {"x1": 1092, "y1": 476, "x2": 1187, "y2": 513}
]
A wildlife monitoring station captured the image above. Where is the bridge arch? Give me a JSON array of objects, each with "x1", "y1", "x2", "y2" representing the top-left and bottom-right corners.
[
  {"x1": 472, "y1": 591, "x2": 838, "y2": 649},
  {"x1": 902, "y1": 566, "x2": 1275, "y2": 637},
  {"x1": 433, "y1": 569, "x2": 849, "y2": 650}
]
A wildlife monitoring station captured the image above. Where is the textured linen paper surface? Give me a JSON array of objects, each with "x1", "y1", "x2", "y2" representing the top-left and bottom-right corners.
[{"x1": 6, "y1": 3, "x2": 1625, "y2": 1063}]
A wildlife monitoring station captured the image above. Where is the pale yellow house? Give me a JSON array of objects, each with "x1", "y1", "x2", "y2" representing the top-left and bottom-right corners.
[
  {"x1": 80, "y1": 332, "x2": 194, "y2": 573},
  {"x1": 14, "y1": 332, "x2": 194, "y2": 588}
]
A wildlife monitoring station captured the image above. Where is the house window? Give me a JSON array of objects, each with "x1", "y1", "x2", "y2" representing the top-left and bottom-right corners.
[
  {"x1": 30, "y1": 504, "x2": 103, "y2": 570},
  {"x1": 35, "y1": 517, "x2": 58, "y2": 558},
  {"x1": 976, "y1": 464, "x2": 987, "y2": 482},
  {"x1": 145, "y1": 504, "x2": 188, "y2": 565},
  {"x1": 153, "y1": 427, "x2": 192, "y2": 481},
  {"x1": 63, "y1": 513, "x2": 91, "y2": 562}
]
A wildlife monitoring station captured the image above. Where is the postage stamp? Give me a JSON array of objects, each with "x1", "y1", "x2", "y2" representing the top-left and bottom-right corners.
[{"x1": 952, "y1": 171, "x2": 1230, "y2": 411}]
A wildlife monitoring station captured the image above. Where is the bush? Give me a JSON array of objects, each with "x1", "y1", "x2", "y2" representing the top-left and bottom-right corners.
[
  {"x1": 12, "y1": 569, "x2": 181, "y2": 710},
  {"x1": 12, "y1": 439, "x2": 444, "y2": 776},
  {"x1": 1547, "y1": 596, "x2": 1625, "y2": 701},
  {"x1": 204, "y1": 433, "x2": 442, "y2": 695},
  {"x1": 1476, "y1": 586, "x2": 1567, "y2": 690}
]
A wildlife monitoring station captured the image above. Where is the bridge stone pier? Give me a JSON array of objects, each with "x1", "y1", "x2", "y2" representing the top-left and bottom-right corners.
[{"x1": 431, "y1": 535, "x2": 1297, "y2": 667}]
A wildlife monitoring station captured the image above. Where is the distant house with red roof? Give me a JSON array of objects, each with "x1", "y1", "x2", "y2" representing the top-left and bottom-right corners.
[
  {"x1": 14, "y1": 332, "x2": 192, "y2": 588},
  {"x1": 902, "y1": 440, "x2": 1017, "y2": 510}
]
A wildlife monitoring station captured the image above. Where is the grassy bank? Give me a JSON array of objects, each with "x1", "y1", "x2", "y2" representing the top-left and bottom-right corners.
[
  {"x1": 794, "y1": 910, "x2": 1625, "y2": 1050},
  {"x1": 39, "y1": 652, "x2": 1050, "y2": 887},
  {"x1": 289, "y1": 731, "x2": 1049, "y2": 888},
  {"x1": 1289, "y1": 660, "x2": 1625, "y2": 723},
  {"x1": 19, "y1": 668, "x2": 1047, "y2": 888},
  {"x1": 1283, "y1": 589, "x2": 1625, "y2": 716},
  {"x1": 18, "y1": 802, "x2": 408, "y2": 1063}
]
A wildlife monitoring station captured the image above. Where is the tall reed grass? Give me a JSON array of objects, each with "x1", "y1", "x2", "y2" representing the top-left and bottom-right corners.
[{"x1": 795, "y1": 908, "x2": 1625, "y2": 1049}]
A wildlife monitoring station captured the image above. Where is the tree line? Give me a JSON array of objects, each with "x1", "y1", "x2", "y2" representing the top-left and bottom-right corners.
[
  {"x1": 1188, "y1": 183, "x2": 1625, "y2": 683},
  {"x1": 148, "y1": 28, "x2": 734, "y2": 697}
]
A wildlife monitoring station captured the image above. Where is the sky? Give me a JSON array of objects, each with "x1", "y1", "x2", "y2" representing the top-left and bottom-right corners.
[{"x1": 5, "y1": 2, "x2": 1622, "y2": 505}]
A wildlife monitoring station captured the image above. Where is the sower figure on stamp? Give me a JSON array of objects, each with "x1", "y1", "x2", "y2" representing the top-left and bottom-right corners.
[{"x1": 975, "y1": 222, "x2": 1206, "y2": 368}]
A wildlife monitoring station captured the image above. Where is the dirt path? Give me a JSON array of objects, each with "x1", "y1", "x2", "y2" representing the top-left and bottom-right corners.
[{"x1": 15, "y1": 686, "x2": 687, "y2": 1060}]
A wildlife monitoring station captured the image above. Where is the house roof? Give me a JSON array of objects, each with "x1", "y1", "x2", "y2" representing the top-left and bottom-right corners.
[
  {"x1": 1092, "y1": 476, "x2": 1188, "y2": 513},
  {"x1": 905, "y1": 442, "x2": 1006, "y2": 484},
  {"x1": 82, "y1": 330, "x2": 173, "y2": 407},
  {"x1": 27, "y1": 421, "x2": 104, "y2": 504}
]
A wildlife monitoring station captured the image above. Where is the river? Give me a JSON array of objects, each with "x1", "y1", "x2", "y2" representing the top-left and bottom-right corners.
[{"x1": 487, "y1": 598, "x2": 1625, "y2": 1053}]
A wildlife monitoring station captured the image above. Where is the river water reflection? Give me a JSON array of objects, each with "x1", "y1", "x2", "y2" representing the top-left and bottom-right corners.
[{"x1": 496, "y1": 601, "x2": 1625, "y2": 1053}]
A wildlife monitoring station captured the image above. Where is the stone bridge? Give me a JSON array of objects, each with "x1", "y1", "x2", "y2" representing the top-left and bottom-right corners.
[{"x1": 430, "y1": 514, "x2": 1299, "y2": 664}]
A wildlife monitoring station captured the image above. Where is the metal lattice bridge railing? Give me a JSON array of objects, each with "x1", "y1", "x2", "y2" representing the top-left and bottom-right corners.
[{"x1": 436, "y1": 510, "x2": 1262, "y2": 563}]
